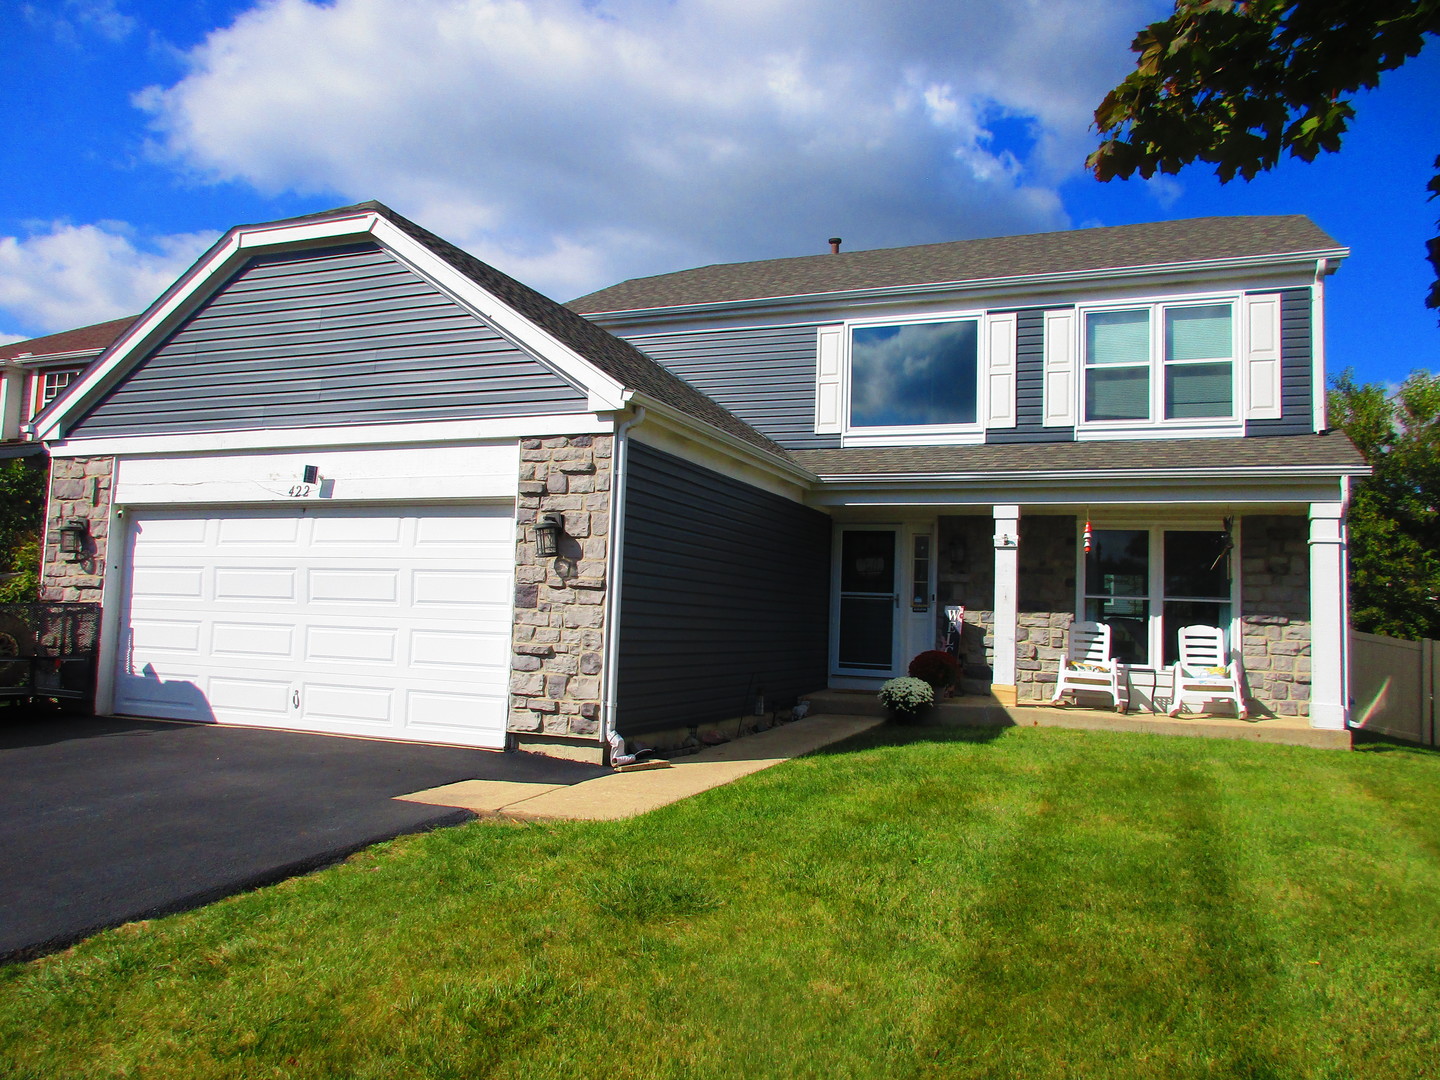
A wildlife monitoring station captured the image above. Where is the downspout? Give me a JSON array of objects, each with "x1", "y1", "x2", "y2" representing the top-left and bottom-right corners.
[
  {"x1": 1339, "y1": 473, "x2": 1353, "y2": 725},
  {"x1": 1313, "y1": 258, "x2": 1330, "y2": 430},
  {"x1": 599, "y1": 405, "x2": 645, "y2": 759}
]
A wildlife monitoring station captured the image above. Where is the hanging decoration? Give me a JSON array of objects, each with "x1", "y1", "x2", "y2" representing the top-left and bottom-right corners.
[{"x1": 1082, "y1": 516, "x2": 1093, "y2": 555}]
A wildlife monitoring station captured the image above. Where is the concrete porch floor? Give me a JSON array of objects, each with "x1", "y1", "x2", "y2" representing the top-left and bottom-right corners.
[{"x1": 803, "y1": 689, "x2": 1351, "y2": 750}]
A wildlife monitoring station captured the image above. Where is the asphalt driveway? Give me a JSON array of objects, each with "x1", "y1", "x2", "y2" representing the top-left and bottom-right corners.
[{"x1": 0, "y1": 712, "x2": 608, "y2": 963}]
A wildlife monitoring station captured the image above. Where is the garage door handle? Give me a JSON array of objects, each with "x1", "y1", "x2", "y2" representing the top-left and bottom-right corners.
[{"x1": 292, "y1": 691, "x2": 300, "y2": 710}]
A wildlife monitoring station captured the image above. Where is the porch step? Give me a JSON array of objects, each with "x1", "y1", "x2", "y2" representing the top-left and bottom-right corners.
[{"x1": 801, "y1": 689, "x2": 1352, "y2": 750}]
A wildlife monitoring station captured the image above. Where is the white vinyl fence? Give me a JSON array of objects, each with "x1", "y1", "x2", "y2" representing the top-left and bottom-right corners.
[{"x1": 1350, "y1": 631, "x2": 1439, "y2": 747}]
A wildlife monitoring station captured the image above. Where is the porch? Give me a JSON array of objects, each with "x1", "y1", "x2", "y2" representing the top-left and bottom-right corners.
[{"x1": 802, "y1": 689, "x2": 1351, "y2": 750}]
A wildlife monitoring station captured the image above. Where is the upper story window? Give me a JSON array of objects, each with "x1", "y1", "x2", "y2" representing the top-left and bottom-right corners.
[
  {"x1": 849, "y1": 319, "x2": 979, "y2": 429},
  {"x1": 1083, "y1": 301, "x2": 1236, "y2": 426},
  {"x1": 41, "y1": 369, "x2": 76, "y2": 406}
]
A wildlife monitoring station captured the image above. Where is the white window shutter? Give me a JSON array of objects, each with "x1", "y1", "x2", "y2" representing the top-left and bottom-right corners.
[
  {"x1": 1042, "y1": 309, "x2": 1077, "y2": 427},
  {"x1": 815, "y1": 325, "x2": 845, "y2": 434},
  {"x1": 1243, "y1": 293, "x2": 1283, "y2": 421},
  {"x1": 983, "y1": 312, "x2": 1018, "y2": 428}
]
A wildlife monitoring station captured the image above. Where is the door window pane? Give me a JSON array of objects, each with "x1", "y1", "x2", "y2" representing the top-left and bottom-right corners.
[
  {"x1": 840, "y1": 530, "x2": 895, "y2": 593},
  {"x1": 839, "y1": 597, "x2": 895, "y2": 669},
  {"x1": 850, "y1": 321, "x2": 978, "y2": 427},
  {"x1": 1163, "y1": 531, "x2": 1230, "y2": 599},
  {"x1": 1162, "y1": 601, "x2": 1231, "y2": 666}
]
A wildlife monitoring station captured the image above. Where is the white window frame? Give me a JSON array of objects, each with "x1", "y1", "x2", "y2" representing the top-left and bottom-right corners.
[
  {"x1": 32, "y1": 367, "x2": 80, "y2": 419},
  {"x1": 1075, "y1": 292, "x2": 1244, "y2": 440},
  {"x1": 1074, "y1": 519, "x2": 1241, "y2": 671},
  {"x1": 840, "y1": 309, "x2": 988, "y2": 447}
]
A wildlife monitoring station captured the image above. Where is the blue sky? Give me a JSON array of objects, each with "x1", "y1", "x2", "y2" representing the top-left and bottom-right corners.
[{"x1": 3, "y1": 0, "x2": 1435, "y2": 389}]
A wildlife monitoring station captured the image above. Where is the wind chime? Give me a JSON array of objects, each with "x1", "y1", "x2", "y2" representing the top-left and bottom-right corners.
[{"x1": 1082, "y1": 512, "x2": 1093, "y2": 555}]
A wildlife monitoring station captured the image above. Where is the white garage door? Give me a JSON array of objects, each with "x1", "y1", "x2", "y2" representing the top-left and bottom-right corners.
[{"x1": 113, "y1": 504, "x2": 514, "y2": 748}]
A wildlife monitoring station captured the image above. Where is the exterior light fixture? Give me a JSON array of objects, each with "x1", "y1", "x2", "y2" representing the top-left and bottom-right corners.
[
  {"x1": 534, "y1": 512, "x2": 563, "y2": 558},
  {"x1": 58, "y1": 518, "x2": 89, "y2": 560}
]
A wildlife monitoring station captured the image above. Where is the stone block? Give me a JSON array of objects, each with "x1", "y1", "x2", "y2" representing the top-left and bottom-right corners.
[
  {"x1": 569, "y1": 714, "x2": 599, "y2": 736},
  {"x1": 551, "y1": 653, "x2": 579, "y2": 675},
  {"x1": 507, "y1": 709, "x2": 542, "y2": 734},
  {"x1": 569, "y1": 676, "x2": 600, "y2": 699},
  {"x1": 531, "y1": 626, "x2": 562, "y2": 644},
  {"x1": 579, "y1": 701, "x2": 600, "y2": 720},
  {"x1": 518, "y1": 480, "x2": 546, "y2": 496},
  {"x1": 514, "y1": 643, "x2": 555, "y2": 657},
  {"x1": 529, "y1": 697, "x2": 559, "y2": 714},
  {"x1": 545, "y1": 472, "x2": 569, "y2": 495},
  {"x1": 568, "y1": 475, "x2": 595, "y2": 494},
  {"x1": 579, "y1": 652, "x2": 602, "y2": 675},
  {"x1": 541, "y1": 712, "x2": 570, "y2": 735},
  {"x1": 510, "y1": 672, "x2": 545, "y2": 696},
  {"x1": 512, "y1": 655, "x2": 543, "y2": 672},
  {"x1": 514, "y1": 583, "x2": 539, "y2": 609},
  {"x1": 545, "y1": 674, "x2": 569, "y2": 698}
]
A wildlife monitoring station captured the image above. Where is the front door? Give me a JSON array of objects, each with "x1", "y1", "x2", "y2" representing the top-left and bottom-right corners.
[{"x1": 835, "y1": 527, "x2": 899, "y2": 675}]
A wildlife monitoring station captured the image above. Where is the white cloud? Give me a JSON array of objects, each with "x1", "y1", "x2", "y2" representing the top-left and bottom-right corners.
[
  {"x1": 0, "y1": 222, "x2": 216, "y2": 339},
  {"x1": 138, "y1": 0, "x2": 1160, "y2": 298},
  {"x1": 23, "y1": 0, "x2": 137, "y2": 45}
]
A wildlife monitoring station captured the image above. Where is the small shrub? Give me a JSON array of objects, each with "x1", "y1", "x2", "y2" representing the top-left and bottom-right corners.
[
  {"x1": 908, "y1": 649, "x2": 960, "y2": 690},
  {"x1": 878, "y1": 676, "x2": 933, "y2": 722}
]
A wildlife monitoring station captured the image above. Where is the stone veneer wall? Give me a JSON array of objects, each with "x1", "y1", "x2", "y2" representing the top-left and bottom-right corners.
[
  {"x1": 1015, "y1": 516, "x2": 1077, "y2": 703},
  {"x1": 1239, "y1": 514, "x2": 1311, "y2": 717},
  {"x1": 937, "y1": 514, "x2": 1075, "y2": 698},
  {"x1": 40, "y1": 457, "x2": 113, "y2": 602},
  {"x1": 508, "y1": 435, "x2": 612, "y2": 744}
]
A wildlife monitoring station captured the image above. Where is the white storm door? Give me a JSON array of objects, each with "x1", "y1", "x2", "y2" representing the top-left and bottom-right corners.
[
  {"x1": 833, "y1": 526, "x2": 901, "y2": 676},
  {"x1": 113, "y1": 504, "x2": 514, "y2": 748}
]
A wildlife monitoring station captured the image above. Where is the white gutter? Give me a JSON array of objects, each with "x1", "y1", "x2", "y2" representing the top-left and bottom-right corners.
[
  {"x1": 1313, "y1": 258, "x2": 1331, "y2": 430},
  {"x1": 599, "y1": 405, "x2": 646, "y2": 759},
  {"x1": 808, "y1": 463, "x2": 1371, "y2": 485}
]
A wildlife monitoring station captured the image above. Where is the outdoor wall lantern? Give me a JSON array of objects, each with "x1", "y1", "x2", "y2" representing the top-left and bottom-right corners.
[
  {"x1": 534, "y1": 512, "x2": 564, "y2": 558},
  {"x1": 59, "y1": 518, "x2": 89, "y2": 560}
]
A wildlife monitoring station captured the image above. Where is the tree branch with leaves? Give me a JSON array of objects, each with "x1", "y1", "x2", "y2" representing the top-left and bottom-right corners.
[{"x1": 1089, "y1": 0, "x2": 1440, "y2": 310}]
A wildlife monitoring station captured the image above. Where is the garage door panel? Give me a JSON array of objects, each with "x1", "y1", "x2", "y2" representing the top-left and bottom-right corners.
[
  {"x1": 214, "y1": 567, "x2": 297, "y2": 602},
  {"x1": 210, "y1": 621, "x2": 295, "y2": 659},
  {"x1": 217, "y1": 516, "x2": 302, "y2": 546},
  {"x1": 116, "y1": 504, "x2": 515, "y2": 749},
  {"x1": 305, "y1": 625, "x2": 398, "y2": 664},
  {"x1": 308, "y1": 568, "x2": 399, "y2": 604},
  {"x1": 132, "y1": 566, "x2": 206, "y2": 599},
  {"x1": 208, "y1": 676, "x2": 292, "y2": 718},
  {"x1": 303, "y1": 683, "x2": 393, "y2": 725}
]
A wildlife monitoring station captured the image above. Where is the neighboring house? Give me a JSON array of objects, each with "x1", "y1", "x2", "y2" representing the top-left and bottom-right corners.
[
  {"x1": 0, "y1": 317, "x2": 135, "y2": 457},
  {"x1": 33, "y1": 202, "x2": 1366, "y2": 762}
]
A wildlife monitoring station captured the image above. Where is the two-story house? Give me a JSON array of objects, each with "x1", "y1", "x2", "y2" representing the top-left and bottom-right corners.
[
  {"x1": 32, "y1": 202, "x2": 1366, "y2": 762},
  {"x1": 0, "y1": 317, "x2": 135, "y2": 456}
]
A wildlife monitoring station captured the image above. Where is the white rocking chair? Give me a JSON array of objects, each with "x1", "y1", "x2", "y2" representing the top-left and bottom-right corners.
[
  {"x1": 1167, "y1": 625, "x2": 1247, "y2": 719},
  {"x1": 1051, "y1": 620, "x2": 1126, "y2": 711}
]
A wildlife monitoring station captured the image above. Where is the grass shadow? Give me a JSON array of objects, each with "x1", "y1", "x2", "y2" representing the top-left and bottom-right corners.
[{"x1": 1353, "y1": 731, "x2": 1440, "y2": 758}]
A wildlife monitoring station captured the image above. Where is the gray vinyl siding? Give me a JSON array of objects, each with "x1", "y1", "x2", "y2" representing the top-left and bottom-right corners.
[
  {"x1": 616, "y1": 442, "x2": 831, "y2": 737},
  {"x1": 1245, "y1": 287, "x2": 1315, "y2": 436},
  {"x1": 618, "y1": 325, "x2": 841, "y2": 450},
  {"x1": 987, "y1": 307, "x2": 1073, "y2": 444},
  {"x1": 70, "y1": 243, "x2": 586, "y2": 437}
]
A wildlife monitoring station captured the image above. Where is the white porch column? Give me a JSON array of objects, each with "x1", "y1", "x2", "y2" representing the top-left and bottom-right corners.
[
  {"x1": 0, "y1": 363, "x2": 24, "y2": 442},
  {"x1": 991, "y1": 504, "x2": 1020, "y2": 706},
  {"x1": 1308, "y1": 502, "x2": 1349, "y2": 730}
]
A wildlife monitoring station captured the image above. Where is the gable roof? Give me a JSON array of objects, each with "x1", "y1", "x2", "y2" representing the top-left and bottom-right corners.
[
  {"x1": 568, "y1": 216, "x2": 1346, "y2": 314},
  {"x1": 0, "y1": 316, "x2": 136, "y2": 362},
  {"x1": 36, "y1": 202, "x2": 785, "y2": 458}
]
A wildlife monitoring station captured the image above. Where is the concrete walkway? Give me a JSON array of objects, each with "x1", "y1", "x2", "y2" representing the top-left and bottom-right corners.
[{"x1": 397, "y1": 714, "x2": 883, "y2": 821}]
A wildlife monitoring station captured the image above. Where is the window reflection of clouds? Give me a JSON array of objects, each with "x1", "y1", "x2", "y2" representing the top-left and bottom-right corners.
[{"x1": 850, "y1": 321, "x2": 978, "y2": 427}]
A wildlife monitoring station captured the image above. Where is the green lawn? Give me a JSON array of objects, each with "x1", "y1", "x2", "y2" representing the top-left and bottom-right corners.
[{"x1": 3, "y1": 726, "x2": 1439, "y2": 1079}]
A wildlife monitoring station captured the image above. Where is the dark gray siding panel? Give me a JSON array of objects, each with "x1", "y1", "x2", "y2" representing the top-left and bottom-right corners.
[
  {"x1": 616, "y1": 442, "x2": 831, "y2": 737},
  {"x1": 1246, "y1": 287, "x2": 1314, "y2": 436},
  {"x1": 70, "y1": 243, "x2": 586, "y2": 437},
  {"x1": 619, "y1": 326, "x2": 841, "y2": 451},
  {"x1": 987, "y1": 307, "x2": 1074, "y2": 444}
]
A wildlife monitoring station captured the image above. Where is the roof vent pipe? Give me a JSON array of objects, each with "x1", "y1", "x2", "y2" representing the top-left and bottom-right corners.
[{"x1": 828, "y1": 237, "x2": 842, "y2": 254}]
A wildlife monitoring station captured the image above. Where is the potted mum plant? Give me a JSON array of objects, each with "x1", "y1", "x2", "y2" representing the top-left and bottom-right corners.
[
  {"x1": 908, "y1": 649, "x2": 961, "y2": 696},
  {"x1": 878, "y1": 676, "x2": 933, "y2": 724}
]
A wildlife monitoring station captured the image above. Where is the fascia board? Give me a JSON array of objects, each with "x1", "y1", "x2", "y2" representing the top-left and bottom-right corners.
[
  {"x1": 12, "y1": 349, "x2": 105, "y2": 367},
  {"x1": 627, "y1": 393, "x2": 817, "y2": 486},
  {"x1": 580, "y1": 247, "x2": 1351, "y2": 325},
  {"x1": 369, "y1": 218, "x2": 629, "y2": 412},
  {"x1": 39, "y1": 208, "x2": 632, "y2": 440},
  {"x1": 807, "y1": 463, "x2": 1371, "y2": 484},
  {"x1": 45, "y1": 411, "x2": 615, "y2": 458}
]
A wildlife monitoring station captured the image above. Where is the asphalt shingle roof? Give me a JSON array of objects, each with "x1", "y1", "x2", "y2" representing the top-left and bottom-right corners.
[
  {"x1": 788, "y1": 433, "x2": 1367, "y2": 478},
  {"x1": 568, "y1": 216, "x2": 1344, "y2": 314},
  {"x1": 0, "y1": 316, "x2": 136, "y2": 362}
]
